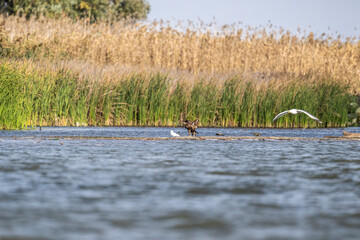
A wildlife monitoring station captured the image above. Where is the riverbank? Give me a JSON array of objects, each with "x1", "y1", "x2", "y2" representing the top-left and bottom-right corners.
[{"x1": 0, "y1": 16, "x2": 359, "y2": 129}]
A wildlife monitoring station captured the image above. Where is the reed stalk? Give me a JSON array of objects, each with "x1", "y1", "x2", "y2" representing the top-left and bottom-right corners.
[
  {"x1": 0, "y1": 60, "x2": 353, "y2": 129},
  {"x1": 0, "y1": 15, "x2": 359, "y2": 92},
  {"x1": 0, "y1": 15, "x2": 358, "y2": 129}
]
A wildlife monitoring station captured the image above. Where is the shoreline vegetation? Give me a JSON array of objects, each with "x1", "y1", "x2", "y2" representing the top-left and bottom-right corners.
[{"x1": 0, "y1": 16, "x2": 359, "y2": 129}]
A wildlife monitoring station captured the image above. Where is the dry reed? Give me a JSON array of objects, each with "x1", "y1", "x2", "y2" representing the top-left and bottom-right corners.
[
  {"x1": 0, "y1": 16, "x2": 358, "y2": 129},
  {"x1": 1, "y1": 15, "x2": 359, "y2": 92}
]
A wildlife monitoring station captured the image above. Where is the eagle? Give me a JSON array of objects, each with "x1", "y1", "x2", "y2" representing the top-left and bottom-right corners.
[{"x1": 183, "y1": 119, "x2": 199, "y2": 137}]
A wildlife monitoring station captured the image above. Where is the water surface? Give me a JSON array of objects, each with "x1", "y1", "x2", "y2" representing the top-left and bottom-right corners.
[{"x1": 0, "y1": 127, "x2": 359, "y2": 240}]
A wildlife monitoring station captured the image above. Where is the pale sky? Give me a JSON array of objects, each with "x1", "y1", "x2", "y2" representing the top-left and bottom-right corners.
[{"x1": 147, "y1": 0, "x2": 360, "y2": 38}]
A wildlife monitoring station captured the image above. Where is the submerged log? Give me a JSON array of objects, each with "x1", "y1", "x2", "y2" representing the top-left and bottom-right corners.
[{"x1": 342, "y1": 131, "x2": 360, "y2": 138}]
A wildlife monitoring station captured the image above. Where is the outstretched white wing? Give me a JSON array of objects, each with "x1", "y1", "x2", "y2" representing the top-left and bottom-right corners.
[
  {"x1": 295, "y1": 109, "x2": 322, "y2": 123},
  {"x1": 272, "y1": 110, "x2": 290, "y2": 121}
]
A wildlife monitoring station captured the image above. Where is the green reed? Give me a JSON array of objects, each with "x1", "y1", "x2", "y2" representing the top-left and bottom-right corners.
[
  {"x1": 0, "y1": 63, "x2": 353, "y2": 129},
  {"x1": 0, "y1": 65, "x2": 28, "y2": 129}
]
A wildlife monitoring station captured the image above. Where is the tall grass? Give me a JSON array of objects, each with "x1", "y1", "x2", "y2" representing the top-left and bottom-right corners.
[
  {"x1": 0, "y1": 60, "x2": 352, "y2": 129},
  {"x1": 0, "y1": 15, "x2": 359, "y2": 91},
  {"x1": 0, "y1": 16, "x2": 358, "y2": 129}
]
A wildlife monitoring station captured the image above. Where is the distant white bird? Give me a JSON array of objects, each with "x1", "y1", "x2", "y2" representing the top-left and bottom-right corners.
[
  {"x1": 170, "y1": 130, "x2": 180, "y2": 137},
  {"x1": 272, "y1": 109, "x2": 322, "y2": 123}
]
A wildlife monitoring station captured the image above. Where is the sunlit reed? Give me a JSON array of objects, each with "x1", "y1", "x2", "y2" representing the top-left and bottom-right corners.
[
  {"x1": 0, "y1": 15, "x2": 359, "y2": 92},
  {"x1": 0, "y1": 59, "x2": 352, "y2": 129}
]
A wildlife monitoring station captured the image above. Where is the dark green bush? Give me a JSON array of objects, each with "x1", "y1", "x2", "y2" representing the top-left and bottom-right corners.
[{"x1": 0, "y1": 0, "x2": 150, "y2": 22}]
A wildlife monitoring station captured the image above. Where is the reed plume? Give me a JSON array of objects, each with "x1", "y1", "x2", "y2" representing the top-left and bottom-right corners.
[{"x1": 0, "y1": 15, "x2": 359, "y2": 91}]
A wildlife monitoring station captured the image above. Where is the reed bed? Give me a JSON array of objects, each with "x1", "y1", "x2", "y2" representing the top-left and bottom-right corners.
[
  {"x1": 0, "y1": 16, "x2": 358, "y2": 129},
  {"x1": 0, "y1": 15, "x2": 359, "y2": 91},
  {"x1": 0, "y1": 59, "x2": 353, "y2": 129}
]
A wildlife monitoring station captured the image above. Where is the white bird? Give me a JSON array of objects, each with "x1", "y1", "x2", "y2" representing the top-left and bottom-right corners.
[
  {"x1": 170, "y1": 130, "x2": 180, "y2": 137},
  {"x1": 272, "y1": 109, "x2": 322, "y2": 123}
]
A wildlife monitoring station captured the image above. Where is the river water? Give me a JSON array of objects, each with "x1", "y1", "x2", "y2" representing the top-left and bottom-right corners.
[{"x1": 0, "y1": 127, "x2": 359, "y2": 240}]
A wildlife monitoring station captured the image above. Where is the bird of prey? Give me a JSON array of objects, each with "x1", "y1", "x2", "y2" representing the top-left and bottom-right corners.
[{"x1": 183, "y1": 119, "x2": 199, "y2": 136}]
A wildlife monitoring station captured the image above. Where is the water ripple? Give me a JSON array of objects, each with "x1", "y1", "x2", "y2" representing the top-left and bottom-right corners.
[{"x1": 0, "y1": 127, "x2": 360, "y2": 240}]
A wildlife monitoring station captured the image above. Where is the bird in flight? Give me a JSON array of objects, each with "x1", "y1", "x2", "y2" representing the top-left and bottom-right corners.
[
  {"x1": 170, "y1": 130, "x2": 180, "y2": 137},
  {"x1": 272, "y1": 109, "x2": 322, "y2": 123}
]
